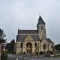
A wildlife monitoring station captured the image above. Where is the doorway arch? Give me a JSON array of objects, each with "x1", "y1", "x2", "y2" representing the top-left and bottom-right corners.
[{"x1": 26, "y1": 42, "x2": 32, "y2": 54}]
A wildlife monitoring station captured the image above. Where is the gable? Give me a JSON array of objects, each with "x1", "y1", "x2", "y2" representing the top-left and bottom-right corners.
[{"x1": 24, "y1": 34, "x2": 34, "y2": 41}]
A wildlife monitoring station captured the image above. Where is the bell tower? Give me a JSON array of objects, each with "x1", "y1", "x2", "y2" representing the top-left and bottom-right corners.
[{"x1": 37, "y1": 16, "x2": 46, "y2": 40}]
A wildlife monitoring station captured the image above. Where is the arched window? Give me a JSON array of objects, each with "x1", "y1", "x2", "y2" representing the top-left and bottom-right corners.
[
  {"x1": 41, "y1": 26, "x2": 43, "y2": 29},
  {"x1": 43, "y1": 44, "x2": 46, "y2": 50},
  {"x1": 35, "y1": 42, "x2": 37, "y2": 47},
  {"x1": 26, "y1": 42, "x2": 32, "y2": 48},
  {"x1": 20, "y1": 42, "x2": 23, "y2": 48}
]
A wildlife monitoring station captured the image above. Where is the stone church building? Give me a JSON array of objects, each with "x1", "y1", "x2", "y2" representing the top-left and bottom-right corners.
[{"x1": 15, "y1": 16, "x2": 54, "y2": 54}]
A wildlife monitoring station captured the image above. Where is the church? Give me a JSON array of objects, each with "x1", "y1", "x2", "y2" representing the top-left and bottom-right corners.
[{"x1": 15, "y1": 16, "x2": 55, "y2": 54}]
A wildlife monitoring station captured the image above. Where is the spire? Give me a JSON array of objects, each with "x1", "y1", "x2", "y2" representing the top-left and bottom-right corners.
[{"x1": 38, "y1": 16, "x2": 45, "y2": 24}]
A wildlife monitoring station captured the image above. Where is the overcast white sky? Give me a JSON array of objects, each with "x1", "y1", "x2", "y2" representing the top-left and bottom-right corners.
[{"x1": 0, "y1": 0, "x2": 60, "y2": 44}]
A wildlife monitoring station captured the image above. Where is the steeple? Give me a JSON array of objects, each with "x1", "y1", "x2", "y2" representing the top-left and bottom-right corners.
[
  {"x1": 37, "y1": 16, "x2": 46, "y2": 40},
  {"x1": 38, "y1": 16, "x2": 45, "y2": 24}
]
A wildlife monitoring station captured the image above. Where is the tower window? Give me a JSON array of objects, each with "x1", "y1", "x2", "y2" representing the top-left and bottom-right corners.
[{"x1": 41, "y1": 26, "x2": 43, "y2": 29}]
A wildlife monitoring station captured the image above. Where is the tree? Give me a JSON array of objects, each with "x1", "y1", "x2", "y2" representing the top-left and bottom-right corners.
[
  {"x1": 55, "y1": 44, "x2": 60, "y2": 55},
  {"x1": 0, "y1": 28, "x2": 6, "y2": 39},
  {"x1": 0, "y1": 29, "x2": 7, "y2": 60},
  {"x1": 55, "y1": 44, "x2": 60, "y2": 51},
  {"x1": 5, "y1": 43, "x2": 11, "y2": 53},
  {"x1": 10, "y1": 39, "x2": 15, "y2": 53},
  {"x1": 5, "y1": 39, "x2": 15, "y2": 53}
]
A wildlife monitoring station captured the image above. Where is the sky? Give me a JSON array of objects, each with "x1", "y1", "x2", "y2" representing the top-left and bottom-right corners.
[{"x1": 0, "y1": 0, "x2": 60, "y2": 44}]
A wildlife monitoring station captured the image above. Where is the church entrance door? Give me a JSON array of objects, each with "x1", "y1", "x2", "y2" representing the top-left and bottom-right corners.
[{"x1": 26, "y1": 42, "x2": 32, "y2": 54}]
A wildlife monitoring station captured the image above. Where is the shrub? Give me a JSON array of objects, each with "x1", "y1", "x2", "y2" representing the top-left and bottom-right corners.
[
  {"x1": 35, "y1": 52, "x2": 38, "y2": 55},
  {"x1": 39, "y1": 51, "x2": 44, "y2": 55}
]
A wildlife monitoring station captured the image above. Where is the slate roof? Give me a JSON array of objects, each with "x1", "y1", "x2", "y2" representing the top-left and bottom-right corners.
[
  {"x1": 16, "y1": 34, "x2": 54, "y2": 44},
  {"x1": 46, "y1": 38, "x2": 54, "y2": 44},
  {"x1": 18, "y1": 30, "x2": 38, "y2": 34},
  {"x1": 16, "y1": 35, "x2": 39, "y2": 42},
  {"x1": 17, "y1": 35, "x2": 27, "y2": 42},
  {"x1": 38, "y1": 16, "x2": 45, "y2": 24},
  {"x1": 31, "y1": 35, "x2": 40, "y2": 41}
]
